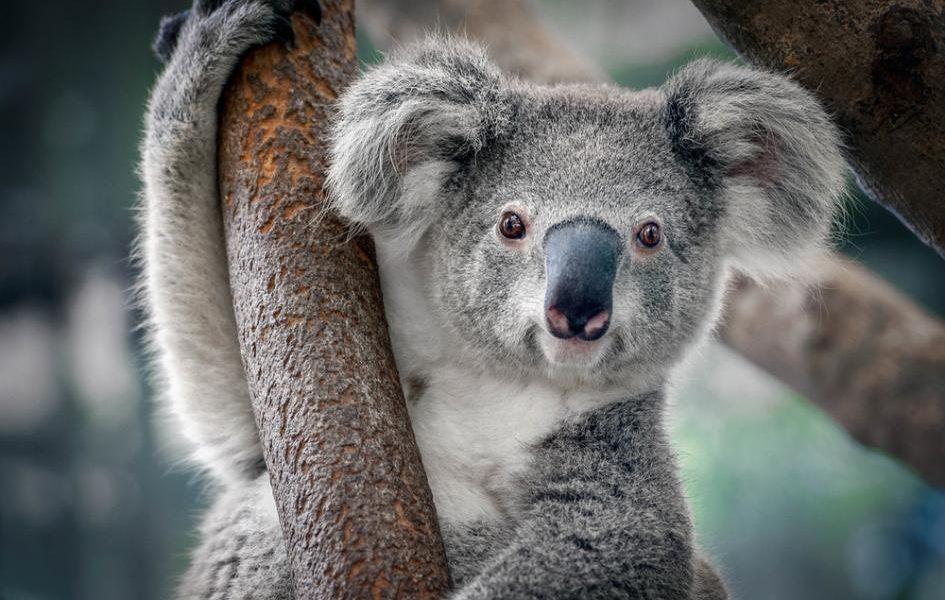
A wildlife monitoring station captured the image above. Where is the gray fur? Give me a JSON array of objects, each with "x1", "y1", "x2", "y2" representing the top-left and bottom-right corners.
[
  {"x1": 179, "y1": 474, "x2": 293, "y2": 600},
  {"x1": 139, "y1": 3, "x2": 844, "y2": 597},
  {"x1": 326, "y1": 37, "x2": 512, "y2": 249},
  {"x1": 445, "y1": 395, "x2": 698, "y2": 599},
  {"x1": 139, "y1": 0, "x2": 292, "y2": 487}
]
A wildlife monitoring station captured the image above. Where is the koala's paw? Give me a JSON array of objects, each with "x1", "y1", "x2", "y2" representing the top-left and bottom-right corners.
[
  {"x1": 192, "y1": 0, "x2": 294, "y2": 58},
  {"x1": 154, "y1": 0, "x2": 320, "y2": 65}
]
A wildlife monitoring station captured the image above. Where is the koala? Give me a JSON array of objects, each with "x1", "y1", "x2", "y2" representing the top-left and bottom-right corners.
[{"x1": 139, "y1": 1, "x2": 846, "y2": 598}]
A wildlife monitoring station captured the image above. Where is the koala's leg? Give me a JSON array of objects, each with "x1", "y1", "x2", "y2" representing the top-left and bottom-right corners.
[
  {"x1": 140, "y1": 0, "x2": 292, "y2": 483},
  {"x1": 177, "y1": 475, "x2": 292, "y2": 600},
  {"x1": 451, "y1": 395, "x2": 726, "y2": 600}
]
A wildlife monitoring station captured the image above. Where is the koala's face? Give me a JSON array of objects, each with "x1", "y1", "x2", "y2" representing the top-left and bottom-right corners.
[
  {"x1": 328, "y1": 40, "x2": 844, "y2": 385},
  {"x1": 429, "y1": 88, "x2": 725, "y2": 381}
]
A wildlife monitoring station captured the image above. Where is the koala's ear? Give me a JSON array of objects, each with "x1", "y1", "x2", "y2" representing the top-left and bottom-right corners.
[
  {"x1": 327, "y1": 38, "x2": 509, "y2": 248},
  {"x1": 663, "y1": 59, "x2": 846, "y2": 277}
]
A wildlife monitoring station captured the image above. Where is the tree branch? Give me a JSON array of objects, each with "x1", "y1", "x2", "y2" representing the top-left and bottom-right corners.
[
  {"x1": 360, "y1": 0, "x2": 945, "y2": 488},
  {"x1": 721, "y1": 257, "x2": 945, "y2": 487},
  {"x1": 360, "y1": 0, "x2": 606, "y2": 84},
  {"x1": 690, "y1": 0, "x2": 945, "y2": 258},
  {"x1": 217, "y1": 2, "x2": 450, "y2": 597}
]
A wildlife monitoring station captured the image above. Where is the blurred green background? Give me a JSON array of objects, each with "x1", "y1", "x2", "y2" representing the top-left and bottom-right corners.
[{"x1": 1, "y1": 1, "x2": 943, "y2": 599}]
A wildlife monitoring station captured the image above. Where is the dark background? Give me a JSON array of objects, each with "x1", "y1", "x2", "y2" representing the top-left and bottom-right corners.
[{"x1": 1, "y1": 1, "x2": 943, "y2": 598}]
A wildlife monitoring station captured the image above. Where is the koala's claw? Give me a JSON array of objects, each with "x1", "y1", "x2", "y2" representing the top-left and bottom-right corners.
[
  {"x1": 294, "y1": 0, "x2": 321, "y2": 24},
  {"x1": 272, "y1": 14, "x2": 295, "y2": 47},
  {"x1": 193, "y1": 0, "x2": 293, "y2": 17}
]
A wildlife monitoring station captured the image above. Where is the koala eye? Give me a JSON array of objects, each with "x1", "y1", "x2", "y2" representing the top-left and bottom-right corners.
[
  {"x1": 637, "y1": 222, "x2": 662, "y2": 248},
  {"x1": 499, "y1": 211, "x2": 527, "y2": 240}
]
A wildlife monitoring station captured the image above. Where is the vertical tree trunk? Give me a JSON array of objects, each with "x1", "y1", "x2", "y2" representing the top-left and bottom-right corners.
[{"x1": 217, "y1": 2, "x2": 450, "y2": 597}]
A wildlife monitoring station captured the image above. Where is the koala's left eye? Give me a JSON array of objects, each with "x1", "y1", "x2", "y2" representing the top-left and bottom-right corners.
[
  {"x1": 637, "y1": 222, "x2": 662, "y2": 248},
  {"x1": 499, "y1": 211, "x2": 527, "y2": 240}
]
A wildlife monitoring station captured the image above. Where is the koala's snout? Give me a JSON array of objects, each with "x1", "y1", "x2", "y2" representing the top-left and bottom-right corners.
[{"x1": 544, "y1": 219, "x2": 621, "y2": 342}]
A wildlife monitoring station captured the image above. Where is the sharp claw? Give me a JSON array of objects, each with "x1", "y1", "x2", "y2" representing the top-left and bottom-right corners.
[
  {"x1": 294, "y1": 0, "x2": 322, "y2": 24},
  {"x1": 273, "y1": 14, "x2": 295, "y2": 47}
]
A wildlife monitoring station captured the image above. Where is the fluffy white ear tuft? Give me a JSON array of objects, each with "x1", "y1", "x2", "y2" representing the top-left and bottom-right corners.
[
  {"x1": 327, "y1": 36, "x2": 509, "y2": 250},
  {"x1": 663, "y1": 59, "x2": 847, "y2": 278}
]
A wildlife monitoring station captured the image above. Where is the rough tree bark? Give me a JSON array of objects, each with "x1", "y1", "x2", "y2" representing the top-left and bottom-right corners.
[
  {"x1": 689, "y1": 0, "x2": 945, "y2": 258},
  {"x1": 360, "y1": 0, "x2": 945, "y2": 488},
  {"x1": 217, "y1": 2, "x2": 450, "y2": 597}
]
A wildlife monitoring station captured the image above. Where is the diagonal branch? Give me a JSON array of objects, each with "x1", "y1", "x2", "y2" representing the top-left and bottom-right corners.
[
  {"x1": 721, "y1": 256, "x2": 945, "y2": 487},
  {"x1": 360, "y1": 0, "x2": 945, "y2": 488}
]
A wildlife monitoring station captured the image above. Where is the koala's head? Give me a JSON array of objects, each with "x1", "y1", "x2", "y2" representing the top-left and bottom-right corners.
[{"x1": 328, "y1": 39, "x2": 845, "y2": 385}]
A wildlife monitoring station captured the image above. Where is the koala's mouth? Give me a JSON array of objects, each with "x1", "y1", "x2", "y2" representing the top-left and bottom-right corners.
[{"x1": 537, "y1": 328, "x2": 613, "y2": 369}]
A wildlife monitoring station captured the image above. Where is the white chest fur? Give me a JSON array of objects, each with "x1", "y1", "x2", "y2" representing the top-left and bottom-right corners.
[{"x1": 406, "y1": 365, "x2": 616, "y2": 524}]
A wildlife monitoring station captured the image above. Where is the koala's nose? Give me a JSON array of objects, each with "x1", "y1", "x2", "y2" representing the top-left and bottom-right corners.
[
  {"x1": 544, "y1": 218, "x2": 621, "y2": 342},
  {"x1": 546, "y1": 304, "x2": 611, "y2": 341}
]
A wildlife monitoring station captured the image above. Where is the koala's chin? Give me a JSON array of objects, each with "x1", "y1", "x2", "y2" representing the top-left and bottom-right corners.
[{"x1": 538, "y1": 330, "x2": 614, "y2": 371}]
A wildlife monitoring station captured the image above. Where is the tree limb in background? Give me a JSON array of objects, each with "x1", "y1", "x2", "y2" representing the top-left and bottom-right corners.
[
  {"x1": 722, "y1": 257, "x2": 945, "y2": 488},
  {"x1": 217, "y1": 2, "x2": 450, "y2": 597},
  {"x1": 360, "y1": 0, "x2": 945, "y2": 488},
  {"x1": 690, "y1": 0, "x2": 945, "y2": 258},
  {"x1": 360, "y1": 0, "x2": 606, "y2": 84}
]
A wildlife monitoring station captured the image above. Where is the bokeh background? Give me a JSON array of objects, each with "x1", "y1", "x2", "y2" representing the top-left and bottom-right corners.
[{"x1": 1, "y1": 1, "x2": 944, "y2": 598}]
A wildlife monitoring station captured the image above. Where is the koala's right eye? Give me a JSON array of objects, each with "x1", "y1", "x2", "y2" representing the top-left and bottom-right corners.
[
  {"x1": 637, "y1": 222, "x2": 662, "y2": 248},
  {"x1": 499, "y1": 211, "x2": 527, "y2": 240}
]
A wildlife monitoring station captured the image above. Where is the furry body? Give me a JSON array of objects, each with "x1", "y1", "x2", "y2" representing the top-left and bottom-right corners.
[{"x1": 140, "y1": 1, "x2": 845, "y2": 597}]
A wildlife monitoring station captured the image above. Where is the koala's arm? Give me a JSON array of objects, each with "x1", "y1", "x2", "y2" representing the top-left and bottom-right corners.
[
  {"x1": 176, "y1": 400, "x2": 725, "y2": 600},
  {"x1": 451, "y1": 396, "x2": 725, "y2": 600},
  {"x1": 139, "y1": 0, "x2": 292, "y2": 483}
]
